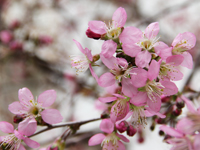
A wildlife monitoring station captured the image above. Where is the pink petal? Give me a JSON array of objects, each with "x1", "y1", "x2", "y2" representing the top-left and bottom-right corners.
[
  {"x1": 117, "y1": 141, "x2": 126, "y2": 150},
  {"x1": 159, "y1": 125, "x2": 183, "y2": 137},
  {"x1": 110, "y1": 100, "x2": 129, "y2": 122},
  {"x1": 147, "y1": 97, "x2": 161, "y2": 112},
  {"x1": 38, "y1": 90, "x2": 56, "y2": 107},
  {"x1": 41, "y1": 109, "x2": 63, "y2": 124},
  {"x1": 135, "y1": 50, "x2": 151, "y2": 68},
  {"x1": 98, "y1": 72, "x2": 115, "y2": 87},
  {"x1": 145, "y1": 22, "x2": 159, "y2": 40},
  {"x1": 116, "y1": 111, "x2": 133, "y2": 125},
  {"x1": 168, "y1": 68, "x2": 183, "y2": 81},
  {"x1": 161, "y1": 80, "x2": 178, "y2": 96},
  {"x1": 122, "y1": 42, "x2": 141, "y2": 57},
  {"x1": 181, "y1": 95, "x2": 196, "y2": 113},
  {"x1": 119, "y1": 26, "x2": 143, "y2": 44},
  {"x1": 98, "y1": 97, "x2": 117, "y2": 103},
  {"x1": 112, "y1": 7, "x2": 127, "y2": 27},
  {"x1": 101, "y1": 40, "x2": 117, "y2": 58},
  {"x1": 18, "y1": 118, "x2": 37, "y2": 136},
  {"x1": 84, "y1": 48, "x2": 93, "y2": 61},
  {"x1": 18, "y1": 87, "x2": 34, "y2": 105},
  {"x1": 116, "y1": 133, "x2": 129, "y2": 142},
  {"x1": 112, "y1": 93, "x2": 125, "y2": 99},
  {"x1": 121, "y1": 78, "x2": 137, "y2": 97},
  {"x1": 0, "y1": 121, "x2": 14, "y2": 133},
  {"x1": 88, "y1": 21, "x2": 106, "y2": 35},
  {"x1": 148, "y1": 59, "x2": 160, "y2": 81},
  {"x1": 18, "y1": 144, "x2": 26, "y2": 150},
  {"x1": 166, "y1": 55, "x2": 184, "y2": 66},
  {"x1": 89, "y1": 64, "x2": 98, "y2": 82},
  {"x1": 88, "y1": 133, "x2": 105, "y2": 146},
  {"x1": 180, "y1": 52, "x2": 193, "y2": 69},
  {"x1": 145, "y1": 107, "x2": 166, "y2": 118},
  {"x1": 100, "y1": 119, "x2": 114, "y2": 133},
  {"x1": 23, "y1": 137, "x2": 40, "y2": 148},
  {"x1": 73, "y1": 39, "x2": 84, "y2": 54},
  {"x1": 172, "y1": 32, "x2": 196, "y2": 49},
  {"x1": 130, "y1": 68, "x2": 147, "y2": 88},
  {"x1": 154, "y1": 42, "x2": 172, "y2": 60},
  {"x1": 14, "y1": 130, "x2": 25, "y2": 140},
  {"x1": 8, "y1": 101, "x2": 28, "y2": 114},
  {"x1": 176, "y1": 118, "x2": 194, "y2": 134},
  {"x1": 194, "y1": 134, "x2": 200, "y2": 150},
  {"x1": 100, "y1": 54, "x2": 117, "y2": 69},
  {"x1": 116, "y1": 57, "x2": 128, "y2": 68},
  {"x1": 130, "y1": 92, "x2": 148, "y2": 106}
]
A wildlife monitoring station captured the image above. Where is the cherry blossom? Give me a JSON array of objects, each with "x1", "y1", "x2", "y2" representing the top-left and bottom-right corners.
[{"x1": 0, "y1": 121, "x2": 40, "y2": 150}]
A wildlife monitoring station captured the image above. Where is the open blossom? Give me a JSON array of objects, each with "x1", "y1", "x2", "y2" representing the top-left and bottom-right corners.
[
  {"x1": 160, "y1": 119, "x2": 200, "y2": 150},
  {"x1": 120, "y1": 22, "x2": 172, "y2": 68},
  {"x1": 158, "y1": 55, "x2": 184, "y2": 81},
  {"x1": 88, "y1": 119, "x2": 129, "y2": 150},
  {"x1": 130, "y1": 60, "x2": 178, "y2": 112},
  {"x1": 8, "y1": 87, "x2": 63, "y2": 127},
  {"x1": 181, "y1": 95, "x2": 200, "y2": 133},
  {"x1": 172, "y1": 32, "x2": 196, "y2": 69},
  {"x1": 98, "y1": 55, "x2": 137, "y2": 97},
  {"x1": 70, "y1": 39, "x2": 98, "y2": 81},
  {"x1": 0, "y1": 121, "x2": 40, "y2": 150},
  {"x1": 88, "y1": 7, "x2": 127, "y2": 40}
]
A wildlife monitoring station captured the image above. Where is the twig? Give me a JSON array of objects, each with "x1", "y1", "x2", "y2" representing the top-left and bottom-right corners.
[{"x1": 29, "y1": 117, "x2": 101, "y2": 138}]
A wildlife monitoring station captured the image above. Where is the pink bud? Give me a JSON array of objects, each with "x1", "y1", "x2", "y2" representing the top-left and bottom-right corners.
[
  {"x1": 116, "y1": 121, "x2": 127, "y2": 133},
  {"x1": 0, "y1": 30, "x2": 13, "y2": 43},
  {"x1": 86, "y1": 28, "x2": 101, "y2": 40},
  {"x1": 127, "y1": 125, "x2": 137, "y2": 136}
]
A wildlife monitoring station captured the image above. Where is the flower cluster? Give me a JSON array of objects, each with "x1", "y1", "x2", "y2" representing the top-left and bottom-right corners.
[
  {"x1": 71, "y1": 7, "x2": 196, "y2": 150},
  {"x1": 160, "y1": 96, "x2": 200, "y2": 150},
  {"x1": 0, "y1": 88, "x2": 63, "y2": 150}
]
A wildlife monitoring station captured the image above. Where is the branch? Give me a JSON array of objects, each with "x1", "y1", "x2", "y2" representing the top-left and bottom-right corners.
[{"x1": 29, "y1": 117, "x2": 101, "y2": 138}]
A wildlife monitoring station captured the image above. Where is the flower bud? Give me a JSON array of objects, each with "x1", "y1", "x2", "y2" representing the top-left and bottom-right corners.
[
  {"x1": 13, "y1": 114, "x2": 25, "y2": 123},
  {"x1": 50, "y1": 138, "x2": 65, "y2": 150},
  {"x1": 39, "y1": 36, "x2": 53, "y2": 45},
  {"x1": 92, "y1": 54, "x2": 100, "y2": 62},
  {"x1": 173, "y1": 108, "x2": 182, "y2": 116},
  {"x1": 126, "y1": 125, "x2": 137, "y2": 137},
  {"x1": 86, "y1": 28, "x2": 101, "y2": 40},
  {"x1": 116, "y1": 121, "x2": 127, "y2": 133},
  {"x1": 176, "y1": 101, "x2": 185, "y2": 109}
]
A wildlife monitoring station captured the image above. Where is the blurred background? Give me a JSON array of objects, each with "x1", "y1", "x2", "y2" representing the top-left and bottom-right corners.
[{"x1": 0, "y1": 0, "x2": 200, "y2": 149}]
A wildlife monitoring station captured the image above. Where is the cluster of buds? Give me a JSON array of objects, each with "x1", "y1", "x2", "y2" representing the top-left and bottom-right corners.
[
  {"x1": 70, "y1": 7, "x2": 196, "y2": 150},
  {"x1": 0, "y1": 88, "x2": 63, "y2": 150}
]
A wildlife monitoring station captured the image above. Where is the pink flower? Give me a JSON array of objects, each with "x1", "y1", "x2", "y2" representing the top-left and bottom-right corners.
[
  {"x1": 98, "y1": 55, "x2": 137, "y2": 97},
  {"x1": 70, "y1": 40, "x2": 98, "y2": 81},
  {"x1": 158, "y1": 55, "x2": 184, "y2": 81},
  {"x1": 0, "y1": 121, "x2": 40, "y2": 150},
  {"x1": 172, "y1": 32, "x2": 196, "y2": 69},
  {"x1": 181, "y1": 95, "x2": 200, "y2": 133},
  {"x1": 88, "y1": 119, "x2": 129, "y2": 150},
  {"x1": 120, "y1": 22, "x2": 172, "y2": 68},
  {"x1": 88, "y1": 7, "x2": 127, "y2": 40},
  {"x1": 160, "y1": 119, "x2": 200, "y2": 150},
  {"x1": 130, "y1": 60, "x2": 178, "y2": 112},
  {"x1": 0, "y1": 30, "x2": 13, "y2": 44},
  {"x1": 8, "y1": 87, "x2": 63, "y2": 126},
  {"x1": 99, "y1": 94, "x2": 130, "y2": 123}
]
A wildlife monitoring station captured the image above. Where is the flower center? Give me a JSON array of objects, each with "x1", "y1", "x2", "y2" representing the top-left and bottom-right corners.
[
  {"x1": 0, "y1": 134, "x2": 21, "y2": 150},
  {"x1": 30, "y1": 106, "x2": 39, "y2": 116},
  {"x1": 145, "y1": 80, "x2": 164, "y2": 102},
  {"x1": 105, "y1": 21, "x2": 121, "y2": 39},
  {"x1": 130, "y1": 105, "x2": 147, "y2": 126}
]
